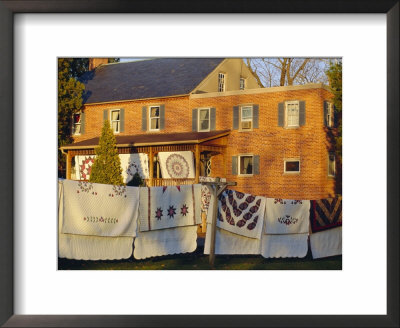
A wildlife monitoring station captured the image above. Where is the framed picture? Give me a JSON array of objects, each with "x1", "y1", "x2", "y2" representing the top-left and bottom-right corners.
[{"x1": 1, "y1": 1, "x2": 398, "y2": 327}]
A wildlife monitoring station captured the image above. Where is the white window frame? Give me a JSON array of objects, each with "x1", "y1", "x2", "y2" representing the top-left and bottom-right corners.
[
  {"x1": 198, "y1": 108, "x2": 211, "y2": 132},
  {"x1": 72, "y1": 112, "x2": 82, "y2": 135},
  {"x1": 284, "y1": 158, "x2": 301, "y2": 174},
  {"x1": 328, "y1": 152, "x2": 336, "y2": 177},
  {"x1": 240, "y1": 105, "x2": 253, "y2": 131},
  {"x1": 239, "y1": 77, "x2": 246, "y2": 90},
  {"x1": 218, "y1": 72, "x2": 226, "y2": 92},
  {"x1": 238, "y1": 154, "x2": 254, "y2": 176},
  {"x1": 285, "y1": 101, "x2": 300, "y2": 128},
  {"x1": 149, "y1": 105, "x2": 160, "y2": 131},
  {"x1": 110, "y1": 109, "x2": 121, "y2": 134},
  {"x1": 326, "y1": 102, "x2": 334, "y2": 128}
]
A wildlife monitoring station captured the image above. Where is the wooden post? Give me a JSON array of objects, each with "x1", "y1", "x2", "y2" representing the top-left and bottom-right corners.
[
  {"x1": 66, "y1": 151, "x2": 72, "y2": 180},
  {"x1": 149, "y1": 147, "x2": 154, "y2": 187},
  {"x1": 195, "y1": 144, "x2": 200, "y2": 184}
]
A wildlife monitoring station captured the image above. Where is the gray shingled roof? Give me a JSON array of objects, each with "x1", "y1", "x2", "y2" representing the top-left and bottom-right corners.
[{"x1": 80, "y1": 58, "x2": 225, "y2": 104}]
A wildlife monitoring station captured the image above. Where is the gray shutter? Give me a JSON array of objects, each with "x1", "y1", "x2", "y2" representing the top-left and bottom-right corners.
[
  {"x1": 192, "y1": 108, "x2": 198, "y2": 131},
  {"x1": 80, "y1": 112, "x2": 85, "y2": 134},
  {"x1": 278, "y1": 103, "x2": 284, "y2": 127},
  {"x1": 141, "y1": 106, "x2": 147, "y2": 131},
  {"x1": 232, "y1": 156, "x2": 238, "y2": 175},
  {"x1": 210, "y1": 107, "x2": 216, "y2": 131},
  {"x1": 253, "y1": 104, "x2": 259, "y2": 129},
  {"x1": 119, "y1": 108, "x2": 125, "y2": 132},
  {"x1": 323, "y1": 101, "x2": 328, "y2": 127},
  {"x1": 299, "y1": 101, "x2": 306, "y2": 126},
  {"x1": 159, "y1": 104, "x2": 165, "y2": 130},
  {"x1": 103, "y1": 109, "x2": 108, "y2": 121},
  {"x1": 233, "y1": 106, "x2": 239, "y2": 130},
  {"x1": 253, "y1": 155, "x2": 260, "y2": 175}
]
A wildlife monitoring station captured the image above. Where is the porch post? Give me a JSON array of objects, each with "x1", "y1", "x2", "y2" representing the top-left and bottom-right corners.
[
  {"x1": 149, "y1": 146, "x2": 154, "y2": 187},
  {"x1": 195, "y1": 144, "x2": 200, "y2": 183},
  {"x1": 66, "y1": 151, "x2": 72, "y2": 180}
]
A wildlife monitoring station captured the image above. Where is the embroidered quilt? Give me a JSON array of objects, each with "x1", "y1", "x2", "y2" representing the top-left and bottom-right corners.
[
  {"x1": 207, "y1": 189, "x2": 266, "y2": 239},
  {"x1": 310, "y1": 197, "x2": 342, "y2": 233},
  {"x1": 62, "y1": 180, "x2": 139, "y2": 237},
  {"x1": 119, "y1": 153, "x2": 150, "y2": 182},
  {"x1": 265, "y1": 198, "x2": 310, "y2": 234},
  {"x1": 199, "y1": 176, "x2": 226, "y2": 212},
  {"x1": 157, "y1": 151, "x2": 195, "y2": 179},
  {"x1": 138, "y1": 184, "x2": 201, "y2": 232},
  {"x1": 310, "y1": 227, "x2": 342, "y2": 259}
]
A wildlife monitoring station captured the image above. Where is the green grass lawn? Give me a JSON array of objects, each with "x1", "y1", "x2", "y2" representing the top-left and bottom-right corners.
[{"x1": 58, "y1": 246, "x2": 341, "y2": 270}]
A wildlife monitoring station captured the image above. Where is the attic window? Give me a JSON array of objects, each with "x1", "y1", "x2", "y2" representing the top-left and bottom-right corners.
[
  {"x1": 240, "y1": 77, "x2": 246, "y2": 90},
  {"x1": 218, "y1": 73, "x2": 225, "y2": 92}
]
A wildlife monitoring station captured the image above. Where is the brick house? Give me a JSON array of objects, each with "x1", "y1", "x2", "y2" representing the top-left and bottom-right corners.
[{"x1": 60, "y1": 58, "x2": 338, "y2": 200}]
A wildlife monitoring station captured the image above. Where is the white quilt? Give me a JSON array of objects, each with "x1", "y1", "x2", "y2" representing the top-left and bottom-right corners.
[
  {"x1": 310, "y1": 227, "x2": 342, "y2": 259},
  {"x1": 58, "y1": 180, "x2": 133, "y2": 260},
  {"x1": 62, "y1": 180, "x2": 139, "y2": 237},
  {"x1": 157, "y1": 151, "x2": 195, "y2": 179},
  {"x1": 138, "y1": 185, "x2": 201, "y2": 232},
  {"x1": 260, "y1": 234, "x2": 309, "y2": 258},
  {"x1": 265, "y1": 198, "x2": 310, "y2": 234},
  {"x1": 119, "y1": 153, "x2": 149, "y2": 182},
  {"x1": 207, "y1": 189, "x2": 266, "y2": 239},
  {"x1": 133, "y1": 226, "x2": 198, "y2": 260}
]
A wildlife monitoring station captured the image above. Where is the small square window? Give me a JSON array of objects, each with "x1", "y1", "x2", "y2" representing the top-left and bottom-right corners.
[
  {"x1": 110, "y1": 109, "x2": 120, "y2": 133},
  {"x1": 198, "y1": 108, "x2": 210, "y2": 131},
  {"x1": 239, "y1": 77, "x2": 246, "y2": 90},
  {"x1": 72, "y1": 112, "x2": 81, "y2": 135},
  {"x1": 241, "y1": 106, "x2": 253, "y2": 130},
  {"x1": 284, "y1": 159, "x2": 300, "y2": 173},
  {"x1": 239, "y1": 155, "x2": 253, "y2": 175},
  {"x1": 218, "y1": 73, "x2": 225, "y2": 92},
  {"x1": 328, "y1": 152, "x2": 336, "y2": 177},
  {"x1": 149, "y1": 106, "x2": 160, "y2": 131},
  {"x1": 286, "y1": 101, "x2": 299, "y2": 127}
]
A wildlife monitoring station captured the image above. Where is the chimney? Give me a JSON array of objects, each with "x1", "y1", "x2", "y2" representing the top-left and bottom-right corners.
[{"x1": 89, "y1": 58, "x2": 109, "y2": 70}]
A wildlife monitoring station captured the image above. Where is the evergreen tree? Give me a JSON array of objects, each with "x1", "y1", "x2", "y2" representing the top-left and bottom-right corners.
[{"x1": 89, "y1": 120, "x2": 124, "y2": 185}]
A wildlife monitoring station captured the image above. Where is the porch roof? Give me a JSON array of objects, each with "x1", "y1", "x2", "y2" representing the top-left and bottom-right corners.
[{"x1": 61, "y1": 129, "x2": 231, "y2": 150}]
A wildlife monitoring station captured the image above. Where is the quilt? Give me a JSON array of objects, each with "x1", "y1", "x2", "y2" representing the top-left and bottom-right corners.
[
  {"x1": 265, "y1": 198, "x2": 310, "y2": 234},
  {"x1": 138, "y1": 184, "x2": 202, "y2": 232},
  {"x1": 310, "y1": 227, "x2": 342, "y2": 259},
  {"x1": 260, "y1": 234, "x2": 309, "y2": 258},
  {"x1": 207, "y1": 189, "x2": 266, "y2": 239},
  {"x1": 157, "y1": 151, "x2": 195, "y2": 179},
  {"x1": 62, "y1": 180, "x2": 139, "y2": 237},
  {"x1": 119, "y1": 153, "x2": 150, "y2": 182},
  {"x1": 75, "y1": 155, "x2": 96, "y2": 180},
  {"x1": 199, "y1": 176, "x2": 226, "y2": 213},
  {"x1": 310, "y1": 197, "x2": 342, "y2": 233}
]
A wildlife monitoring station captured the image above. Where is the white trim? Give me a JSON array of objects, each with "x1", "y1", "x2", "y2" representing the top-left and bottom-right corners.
[
  {"x1": 239, "y1": 77, "x2": 246, "y2": 90},
  {"x1": 240, "y1": 105, "x2": 253, "y2": 131},
  {"x1": 218, "y1": 72, "x2": 226, "y2": 92},
  {"x1": 285, "y1": 100, "x2": 300, "y2": 128},
  {"x1": 148, "y1": 105, "x2": 161, "y2": 131},
  {"x1": 284, "y1": 158, "x2": 301, "y2": 174},
  {"x1": 238, "y1": 154, "x2": 254, "y2": 176},
  {"x1": 197, "y1": 107, "x2": 211, "y2": 132},
  {"x1": 110, "y1": 109, "x2": 121, "y2": 134}
]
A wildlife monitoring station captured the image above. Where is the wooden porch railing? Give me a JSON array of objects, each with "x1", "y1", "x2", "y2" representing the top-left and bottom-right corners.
[{"x1": 145, "y1": 178, "x2": 196, "y2": 187}]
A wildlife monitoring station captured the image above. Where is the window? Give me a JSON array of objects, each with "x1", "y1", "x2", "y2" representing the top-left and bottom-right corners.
[
  {"x1": 239, "y1": 155, "x2": 253, "y2": 175},
  {"x1": 284, "y1": 159, "x2": 300, "y2": 173},
  {"x1": 218, "y1": 73, "x2": 225, "y2": 92},
  {"x1": 239, "y1": 77, "x2": 246, "y2": 90},
  {"x1": 149, "y1": 106, "x2": 160, "y2": 131},
  {"x1": 286, "y1": 101, "x2": 299, "y2": 127},
  {"x1": 72, "y1": 112, "x2": 81, "y2": 135},
  {"x1": 326, "y1": 102, "x2": 334, "y2": 128},
  {"x1": 198, "y1": 108, "x2": 210, "y2": 131},
  {"x1": 110, "y1": 109, "x2": 120, "y2": 133},
  {"x1": 328, "y1": 152, "x2": 336, "y2": 177},
  {"x1": 241, "y1": 105, "x2": 253, "y2": 130}
]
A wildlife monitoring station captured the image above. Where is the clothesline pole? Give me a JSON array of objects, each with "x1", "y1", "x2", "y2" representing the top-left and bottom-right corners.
[{"x1": 202, "y1": 178, "x2": 237, "y2": 268}]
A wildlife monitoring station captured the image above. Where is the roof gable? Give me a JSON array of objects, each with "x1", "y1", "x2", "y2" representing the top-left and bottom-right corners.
[{"x1": 81, "y1": 58, "x2": 225, "y2": 104}]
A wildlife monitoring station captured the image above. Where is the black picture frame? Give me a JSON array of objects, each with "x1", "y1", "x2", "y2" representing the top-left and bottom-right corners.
[{"x1": 0, "y1": 1, "x2": 398, "y2": 327}]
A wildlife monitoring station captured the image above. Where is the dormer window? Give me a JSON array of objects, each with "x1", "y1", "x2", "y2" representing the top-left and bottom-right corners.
[
  {"x1": 240, "y1": 77, "x2": 246, "y2": 90},
  {"x1": 110, "y1": 109, "x2": 121, "y2": 133},
  {"x1": 218, "y1": 73, "x2": 225, "y2": 92}
]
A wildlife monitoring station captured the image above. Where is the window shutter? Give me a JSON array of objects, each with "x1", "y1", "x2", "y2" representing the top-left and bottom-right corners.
[
  {"x1": 159, "y1": 104, "x2": 165, "y2": 130},
  {"x1": 119, "y1": 108, "x2": 125, "y2": 132},
  {"x1": 141, "y1": 106, "x2": 147, "y2": 131},
  {"x1": 210, "y1": 107, "x2": 216, "y2": 131},
  {"x1": 278, "y1": 103, "x2": 284, "y2": 127},
  {"x1": 253, "y1": 155, "x2": 260, "y2": 175},
  {"x1": 323, "y1": 101, "x2": 328, "y2": 127},
  {"x1": 253, "y1": 105, "x2": 259, "y2": 129},
  {"x1": 232, "y1": 156, "x2": 238, "y2": 175},
  {"x1": 192, "y1": 108, "x2": 198, "y2": 131},
  {"x1": 103, "y1": 109, "x2": 108, "y2": 121},
  {"x1": 80, "y1": 112, "x2": 85, "y2": 134},
  {"x1": 233, "y1": 106, "x2": 239, "y2": 130},
  {"x1": 299, "y1": 101, "x2": 306, "y2": 126}
]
